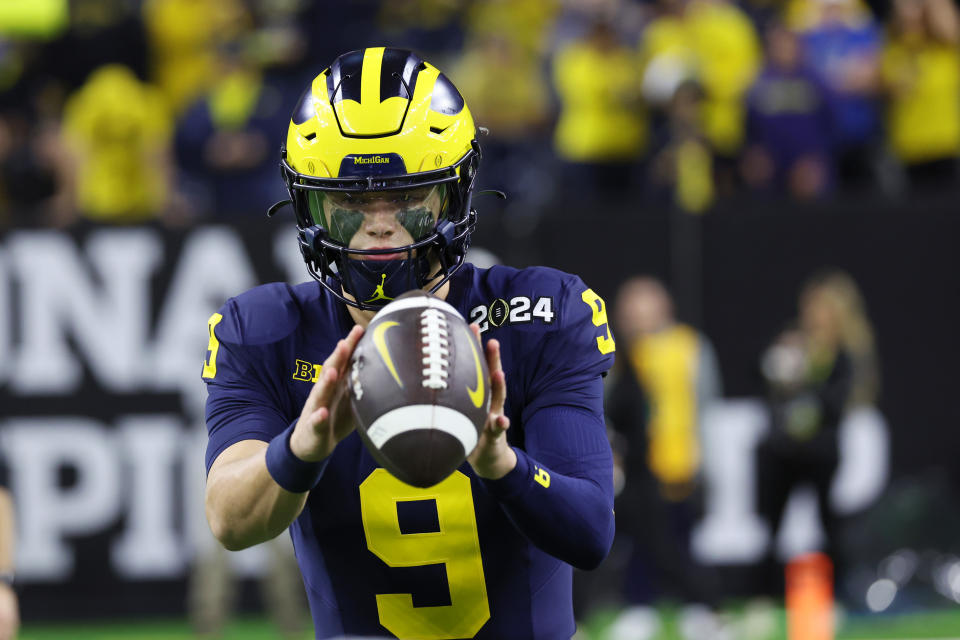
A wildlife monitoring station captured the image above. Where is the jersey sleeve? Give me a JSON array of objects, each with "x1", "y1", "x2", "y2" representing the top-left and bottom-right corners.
[
  {"x1": 521, "y1": 275, "x2": 616, "y2": 420},
  {"x1": 202, "y1": 298, "x2": 291, "y2": 473},
  {"x1": 480, "y1": 275, "x2": 617, "y2": 569}
]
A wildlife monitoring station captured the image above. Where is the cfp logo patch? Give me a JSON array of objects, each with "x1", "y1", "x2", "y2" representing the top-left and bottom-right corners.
[
  {"x1": 468, "y1": 296, "x2": 555, "y2": 334},
  {"x1": 292, "y1": 359, "x2": 322, "y2": 383}
]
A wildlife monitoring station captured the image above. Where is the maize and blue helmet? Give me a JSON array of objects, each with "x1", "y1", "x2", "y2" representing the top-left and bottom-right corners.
[{"x1": 274, "y1": 47, "x2": 481, "y2": 310}]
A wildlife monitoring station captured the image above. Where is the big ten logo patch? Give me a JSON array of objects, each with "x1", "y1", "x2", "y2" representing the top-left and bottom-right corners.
[{"x1": 292, "y1": 359, "x2": 322, "y2": 382}]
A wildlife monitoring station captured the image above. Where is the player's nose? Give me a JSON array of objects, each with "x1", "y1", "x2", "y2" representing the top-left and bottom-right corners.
[{"x1": 362, "y1": 207, "x2": 401, "y2": 238}]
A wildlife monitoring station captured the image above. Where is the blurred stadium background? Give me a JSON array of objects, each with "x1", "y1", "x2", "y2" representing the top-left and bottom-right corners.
[{"x1": 1, "y1": 0, "x2": 960, "y2": 638}]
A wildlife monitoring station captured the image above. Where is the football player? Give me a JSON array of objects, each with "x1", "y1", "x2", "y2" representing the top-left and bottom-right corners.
[{"x1": 203, "y1": 47, "x2": 616, "y2": 639}]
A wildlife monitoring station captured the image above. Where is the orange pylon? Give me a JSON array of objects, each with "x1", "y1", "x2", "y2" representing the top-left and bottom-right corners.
[{"x1": 786, "y1": 552, "x2": 834, "y2": 640}]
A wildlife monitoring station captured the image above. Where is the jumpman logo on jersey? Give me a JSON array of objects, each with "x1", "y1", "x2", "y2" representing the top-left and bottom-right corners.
[{"x1": 365, "y1": 273, "x2": 394, "y2": 304}]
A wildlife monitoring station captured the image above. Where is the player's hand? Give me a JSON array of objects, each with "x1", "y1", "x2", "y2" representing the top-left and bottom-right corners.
[
  {"x1": 467, "y1": 326, "x2": 517, "y2": 479},
  {"x1": 0, "y1": 583, "x2": 18, "y2": 640},
  {"x1": 291, "y1": 325, "x2": 365, "y2": 462}
]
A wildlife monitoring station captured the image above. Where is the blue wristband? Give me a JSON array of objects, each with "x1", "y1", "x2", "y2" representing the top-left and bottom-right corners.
[{"x1": 265, "y1": 422, "x2": 329, "y2": 493}]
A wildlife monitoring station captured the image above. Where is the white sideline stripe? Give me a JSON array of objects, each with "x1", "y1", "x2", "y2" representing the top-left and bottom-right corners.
[
  {"x1": 366, "y1": 405, "x2": 477, "y2": 454},
  {"x1": 374, "y1": 295, "x2": 464, "y2": 321}
]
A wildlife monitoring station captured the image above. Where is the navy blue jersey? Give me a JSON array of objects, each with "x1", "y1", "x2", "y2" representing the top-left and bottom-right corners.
[{"x1": 203, "y1": 263, "x2": 616, "y2": 639}]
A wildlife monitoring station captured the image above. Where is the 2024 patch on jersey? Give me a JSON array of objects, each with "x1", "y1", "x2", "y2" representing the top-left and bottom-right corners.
[{"x1": 202, "y1": 263, "x2": 615, "y2": 639}]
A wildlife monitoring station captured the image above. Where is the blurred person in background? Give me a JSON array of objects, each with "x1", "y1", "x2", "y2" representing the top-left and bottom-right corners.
[
  {"x1": 605, "y1": 277, "x2": 725, "y2": 640},
  {"x1": 188, "y1": 535, "x2": 308, "y2": 639},
  {"x1": 465, "y1": 0, "x2": 561, "y2": 66},
  {"x1": 0, "y1": 451, "x2": 17, "y2": 640},
  {"x1": 0, "y1": 106, "x2": 65, "y2": 229},
  {"x1": 59, "y1": 64, "x2": 175, "y2": 225},
  {"x1": 742, "y1": 22, "x2": 835, "y2": 199},
  {"x1": 881, "y1": 0, "x2": 960, "y2": 193},
  {"x1": 648, "y1": 79, "x2": 715, "y2": 214},
  {"x1": 552, "y1": 17, "x2": 648, "y2": 196},
  {"x1": 551, "y1": 0, "x2": 647, "y2": 50},
  {"x1": 142, "y1": 0, "x2": 249, "y2": 117},
  {"x1": 638, "y1": 0, "x2": 761, "y2": 196},
  {"x1": 799, "y1": 0, "x2": 883, "y2": 192},
  {"x1": 174, "y1": 37, "x2": 292, "y2": 220},
  {"x1": 377, "y1": 0, "x2": 468, "y2": 63},
  {"x1": 454, "y1": 31, "x2": 553, "y2": 145},
  {"x1": 453, "y1": 30, "x2": 553, "y2": 234},
  {"x1": 755, "y1": 270, "x2": 879, "y2": 597}
]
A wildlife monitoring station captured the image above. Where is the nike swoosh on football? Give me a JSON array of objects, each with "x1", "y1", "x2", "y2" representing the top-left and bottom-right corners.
[
  {"x1": 373, "y1": 321, "x2": 404, "y2": 388},
  {"x1": 466, "y1": 329, "x2": 485, "y2": 408}
]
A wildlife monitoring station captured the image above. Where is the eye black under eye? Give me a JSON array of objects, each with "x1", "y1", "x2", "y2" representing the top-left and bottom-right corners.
[{"x1": 329, "y1": 208, "x2": 364, "y2": 242}]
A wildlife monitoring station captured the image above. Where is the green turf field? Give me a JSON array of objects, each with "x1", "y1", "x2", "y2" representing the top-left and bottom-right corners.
[
  {"x1": 578, "y1": 605, "x2": 960, "y2": 640},
  {"x1": 17, "y1": 607, "x2": 960, "y2": 639},
  {"x1": 19, "y1": 617, "x2": 310, "y2": 640}
]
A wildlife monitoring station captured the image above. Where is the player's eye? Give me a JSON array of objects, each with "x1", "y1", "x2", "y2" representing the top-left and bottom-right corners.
[{"x1": 397, "y1": 187, "x2": 434, "y2": 204}]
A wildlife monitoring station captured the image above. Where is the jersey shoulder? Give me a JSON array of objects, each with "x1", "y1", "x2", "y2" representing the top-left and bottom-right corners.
[
  {"x1": 461, "y1": 262, "x2": 614, "y2": 367},
  {"x1": 212, "y1": 281, "x2": 324, "y2": 346},
  {"x1": 478, "y1": 264, "x2": 583, "y2": 298},
  {"x1": 465, "y1": 264, "x2": 603, "y2": 332}
]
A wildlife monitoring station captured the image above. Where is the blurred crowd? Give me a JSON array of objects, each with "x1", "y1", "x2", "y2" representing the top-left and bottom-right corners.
[{"x1": 1, "y1": 0, "x2": 960, "y2": 231}]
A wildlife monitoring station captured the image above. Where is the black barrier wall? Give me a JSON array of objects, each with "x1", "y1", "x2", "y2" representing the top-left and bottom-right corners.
[
  {"x1": 0, "y1": 195, "x2": 957, "y2": 619},
  {"x1": 493, "y1": 195, "x2": 960, "y2": 478}
]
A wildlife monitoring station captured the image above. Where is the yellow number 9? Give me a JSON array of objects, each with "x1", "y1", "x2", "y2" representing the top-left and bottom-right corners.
[
  {"x1": 359, "y1": 470, "x2": 490, "y2": 639},
  {"x1": 202, "y1": 313, "x2": 223, "y2": 379},
  {"x1": 581, "y1": 289, "x2": 615, "y2": 355}
]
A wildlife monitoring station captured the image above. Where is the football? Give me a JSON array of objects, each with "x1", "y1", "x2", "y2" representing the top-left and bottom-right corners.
[{"x1": 345, "y1": 290, "x2": 491, "y2": 487}]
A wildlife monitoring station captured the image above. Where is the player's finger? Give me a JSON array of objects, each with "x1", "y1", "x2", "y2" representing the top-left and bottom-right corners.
[
  {"x1": 486, "y1": 338, "x2": 503, "y2": 376},
  {"x1": 303, "y1": 326, "x2": 364, "y2": 414},
  {"x1": 486, "y1": 341, "x2": 507, "y2": 413},
  {"x1": 325, "y1": 325, "x2": 364, "y2": 374},
  {"x1": 312, "y1": 365, "x2": 342, "y2": 413},
  {"x1": 306, "y1": 406, "x2": 329, "y2": 428},
  {"x1": 302, "y1": 341, "x2": 342, "y2": 414},
  {"x1": 485, "y1": 412, "x2": 510, "y2": 436}
]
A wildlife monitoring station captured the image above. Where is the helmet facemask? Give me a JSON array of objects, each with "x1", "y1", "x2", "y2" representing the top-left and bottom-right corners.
[{"x1": 282, "y1": 146, "x2": 480, "y2": 310}]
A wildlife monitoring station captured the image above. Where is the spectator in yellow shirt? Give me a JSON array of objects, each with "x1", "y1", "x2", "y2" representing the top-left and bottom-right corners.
[
  {"x1": 639, "y1": 0, "x2": 761, "y2": 191},
  {"x1": 606, "y1": 276, "x2": 725, "y2": 639},
  {"x1": 142, "y1": 0, "x2": 249, "y2": 116},
  {"x1": 882, "y1": 0, "x2": 960, "y2": 191},
  {"x1": 61, "y1": 64, "x2": 173, "y2": 224},
  {"x1": 553, "y1": 19, "x2": 647, "y2": 195}
]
